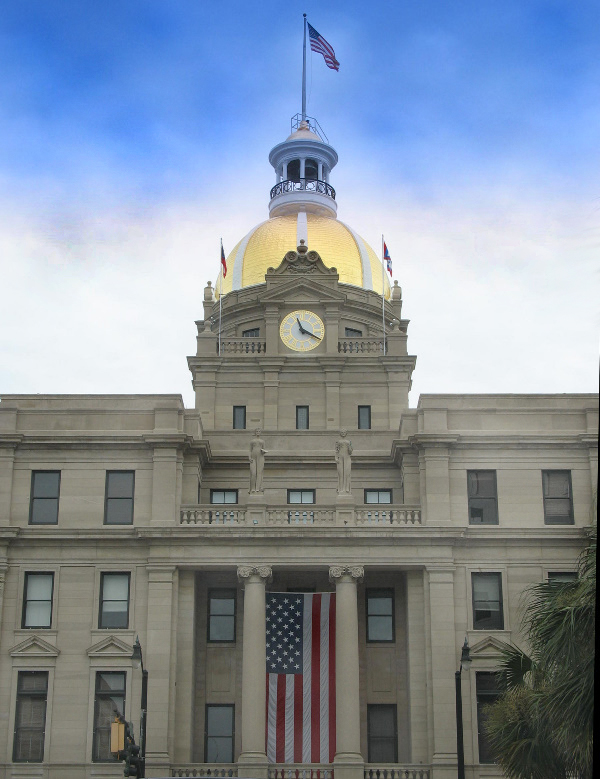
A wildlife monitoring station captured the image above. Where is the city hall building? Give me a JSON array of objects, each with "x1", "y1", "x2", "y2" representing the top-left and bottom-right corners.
[{"x1": 0, "y1": 116, "x2": 596, "y2": 779}]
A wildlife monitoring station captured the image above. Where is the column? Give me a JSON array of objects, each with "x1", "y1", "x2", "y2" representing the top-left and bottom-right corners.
[
  {"x1": 237, "y1": 565, "x2": 272, "y2": 779},
  {"x1": 145, "y1": 565, "x2": 177, "y2": 776},
  {"x1": 329, "y1": 565, "x2": 364, "y2": 779},
  {"x1": 426, "y1": 567, "x2": 458, "y2": 779}
]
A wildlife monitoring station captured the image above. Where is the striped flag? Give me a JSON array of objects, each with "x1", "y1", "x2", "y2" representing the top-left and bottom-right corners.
[
  {"x1": 307, "y1": 22, "x2": 340, "y2": 71},
  {"x1": 383, "y1": 241, "x2": 392, "y2": 276},
  {"x1": 221, "y1": 239, "x2": 227, "y2": 277},
  {"x1": 266, "y1": 592, "x2": 336, "y2": 764}
]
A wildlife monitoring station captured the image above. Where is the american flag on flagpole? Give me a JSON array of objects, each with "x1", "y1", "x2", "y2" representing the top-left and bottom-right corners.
[
  {"x1": 307, "y1": 22, "x2": 340, "y2": 71},
  {"x1": 221, "y1": 240, "x2": 227, "y2": 277},
  {"x1": 266, "y1": 592, "x2": 336, "y2": 764},
  {"x1": 383, "y1": 241, "x2": 392, "y2": 276}
]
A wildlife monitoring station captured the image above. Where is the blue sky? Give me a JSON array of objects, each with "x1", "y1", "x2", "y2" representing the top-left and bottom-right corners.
[{"x1": 0, "y1": 0, "x2": 598, "y2": 404}]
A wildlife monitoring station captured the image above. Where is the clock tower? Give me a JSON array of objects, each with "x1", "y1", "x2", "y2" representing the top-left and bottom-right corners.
[{"x1": 189, "y1": 115, "x2": 416, "y2": 433}]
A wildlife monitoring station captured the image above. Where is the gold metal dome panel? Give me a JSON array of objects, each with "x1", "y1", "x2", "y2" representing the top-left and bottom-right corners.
[{"x1": 215, "y1": 214, "x2": 391, "y2": 299}]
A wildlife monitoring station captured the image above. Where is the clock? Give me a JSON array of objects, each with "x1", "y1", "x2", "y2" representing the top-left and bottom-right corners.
[{"x1": 279, "y1": 310, "x2": 325, "y2": 352}]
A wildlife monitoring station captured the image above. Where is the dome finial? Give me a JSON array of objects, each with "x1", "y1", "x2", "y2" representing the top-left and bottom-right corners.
[{"x1": 297, "y1": 239, "x2": 308, "y2": 254}]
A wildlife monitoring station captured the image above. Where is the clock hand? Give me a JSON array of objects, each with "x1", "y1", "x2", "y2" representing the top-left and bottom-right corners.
[
  {"x1": 307, "y1": 331, "x2": 322, "y2": 340},
  {"x1": 296, "y1": 317, "x2": 309, "y2": 335}
]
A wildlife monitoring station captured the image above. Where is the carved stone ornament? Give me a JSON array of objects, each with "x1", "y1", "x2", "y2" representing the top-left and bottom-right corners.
[
  {"x1": 237, "y1": 565, "x2": 273, "y2": 583},
  {"x1": 267, "y1": 241, "x2": 338, "y2": 278},
  {"x1": 329, "y1": 565, "x2": 364, "y2": 583}
]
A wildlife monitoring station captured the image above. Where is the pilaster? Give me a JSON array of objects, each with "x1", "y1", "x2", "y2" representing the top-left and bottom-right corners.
[
  {"x1": 145, "y1": 565, "x2": 178, "y2": 775},
  {"x1": 426, "y1": 567, "x2": 458, "y2": 779},
  {"x1": 150, "y1": 446, "x2": 179, "y2": 526},
  {"x1": 0, "y1": 439, "x2": 18, "y2": 527},
  {"x1": 265, "y1": 305, "x2": 280, "y2": 357}
]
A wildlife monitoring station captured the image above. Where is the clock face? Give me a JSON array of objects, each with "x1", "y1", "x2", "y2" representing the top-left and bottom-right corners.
[{"x1": 279, "y1": 310, "x2": 325, "y2": 352}]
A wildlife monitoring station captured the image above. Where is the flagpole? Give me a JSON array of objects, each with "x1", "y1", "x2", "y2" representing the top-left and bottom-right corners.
[
  {"x1": 381, "y1": 235, "x2": 386, "y2": 356},
  {"x1": 302, "y1": 13, "x2": 307, "y2": 120},
  {"x1": 219, "y1": 239, "x2": 223, "y2": 356}
]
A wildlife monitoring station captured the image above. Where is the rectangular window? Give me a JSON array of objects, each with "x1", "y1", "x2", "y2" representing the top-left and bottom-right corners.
[
  {"x1": 205, "y1": 704, "x2": 235, "y2": 762},
  {"x1": 476, "y1": 672, "x2": 501, "y2": 764},
  {"x1": 208, "y1": 589, "x2": 236, "y2": 642},
  {"x1": 472, "y1": 573, "x2": 504, "y2": 630},
  {"x1": 210, "y1": 490, "x2": 238, "y2": 504},
  {"x1": 358, "y1": 405, "x2": 372, "y2": 430},
  {"x1": 104, "y1": 471, "x2": 134, "y2": 525},
  {"x1": 467, "y1": 471, "x2": 498, "y2": 524},
  {"x1": 345, "y1": 327, "x2": 363, "y2": 337},
  {"x1": 13, "y1": 671, "x2": 48, "y2": 763},
  {"x1": 548, "y1": 571, "x2": 577, "y2": 583},
  {"x1": 29, "y1": 471, "x2": 60, "y2": 525},
  {"x1": 22, "y1": 573, "x2": 54, "y2": 629},
  {"x1": 287, "y1": 489, "x2": 315, "y2": 504},
  {"x1": 296, "y1": 406, "x2": 309, "y2": 430},
  {"x1": 93, "y1": 672, "x2": 126, "y2": 762},
  {"x1": 364, "y1": 489, "x2": 392, "y2": 504},
  {"x1": 233, "y1": 406, "x2": 246, "y2": 430},
  {"x1": 367, "y1": 704, "x2": 397, "y2": 762},
  {"x1": 366, "y1": 588, "x2": 394, "y2": 642},
  {"x1": 242, "y1": 328, "x2": 260, "y2": 338},
  {"x1": 99, "y1": 573, "x2": 130, "y2": 629},
  {"x1": 542, "y1": 471, "x2": 573, "y2": 524}
]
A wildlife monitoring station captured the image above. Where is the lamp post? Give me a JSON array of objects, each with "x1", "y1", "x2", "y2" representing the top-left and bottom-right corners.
[
  {"x1": 131, "y1": 636, "x2": 148, "y2": 778},
  {"x1": 455, "y1": 637, "x2": 471, "y2": 779}
]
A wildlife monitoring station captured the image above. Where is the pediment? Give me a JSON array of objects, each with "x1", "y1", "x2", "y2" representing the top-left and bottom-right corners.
[
  {"x1": 87, "y1": 635, "x2": 133, "y2": 658},
  {"x1": 263, "y1": 247, "x2": 343, "y2": 298},
  {"x1": 11, "y1": 635, "x2": 60, "y2": 657},
  {"x1": 469, "y1": 635, "x2": 511, "y2": 661},
  {"x1": 261, "y1": 276, "x2": 347, "y2": 305}
]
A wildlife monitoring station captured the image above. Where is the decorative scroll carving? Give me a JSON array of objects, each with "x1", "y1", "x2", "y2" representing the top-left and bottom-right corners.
[
  {"x1": 266, "y1": 241, "x2": 338, "y2": 279},
  {"x1": 329, "y1": 565, "x2": 364, "y2": 583},
  {"x1": 237, "y1": 565, "x2": 273, "y2": 583},
  {"x1": 335, "y1": 429, "x2": 353, "y2": 494},
  {"x1": 249, "y1": 429, "x2": 267, "y2": 494}
]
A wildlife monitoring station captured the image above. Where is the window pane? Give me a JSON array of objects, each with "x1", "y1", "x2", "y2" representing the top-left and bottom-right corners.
[
  {"x1": 548, "y1": 571, "x2": 577, "y2": 582},
  {"x1": 469, "y1": 497, "x2": 498, "y2": 524},
  {"x1": 14, "y1": 672, "x2": 48, "y2": 763},
  {"x1": 468, "y1": 471, "x2": 496, "y2": 498},
  {"x1": 207, "y1": 706, "x2": 234, "y2": 736},
  {"x1": 31, "y1": 498, "x2": 59, "y2": 524},
  {"x1": 345, "y1": 327, "x2": 363, "y2": 337},
  {"x1": 473, "y1": 574, "x2": 503, "y2": 629},
  {"x1": 101, "y1": 605, "x2": 128, "y2": 629},
  {"x1": 233, "y1": 406, "x2": 246, "y2": 429},
  {"x1": 358, "y1": 406, "x2": 371, "y2": 429},
  {"x1": 107, "y1": 472, "x2": 134, "y2": 498},
  {"x1": 368, "y1": 615, "x2": 393, "y2": 641},
  {"x1": 289, "y1": 491, "x2": 301, "y2": 503},
  {"x1": 25, "y1": 601, "x2": 52, "y2": 628},
  {"x1": 105, "y1": 498, "x2": 133, "y2": 524},
  {"x1": 368, "y1": 706, "x2": 397, "y2": 763},
  {"x1": 210, "y1": 615, "x2": 235, "y2": 641},
  {"x1": 543, "y1": 471, "x2": 570, "y2": 498},
  {"x1": 365, "y1": 490, "x2": 392, "y2": 504},
  {"x1": 19, "y1": 673, "x2": 48, "y2": 693},
  {"x1": 477, "y1": 673, "x2": 500, "y2": 763},
  {"x1": 33, "y1": 472, "x2": 60, "y2": 497},
  {"x1": 368, "y1": 596, "x2": 393, "y2": 615},
  {"x1": 102, "y1": 574, "x2": 129, "y2": 599},
  {"x1": 211, "y1": 598, "x2": 235, "y2": 615},
  {"x1": 27, "y1": 574, "x2": 53, "y2": 600},
  {"x1": 97, "y1": 672, "x2": 125, "y2": 693},
  {"x1": 206, "y1": 706, "x2": 234, "y2": 762},
  {"x1": 296, "y1": 406, "x2": 309, "y2": 430}
]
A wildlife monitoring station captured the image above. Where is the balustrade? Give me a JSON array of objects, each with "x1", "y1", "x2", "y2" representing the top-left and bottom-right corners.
[
  {"x1": 270, "y1": 178, "x2": 336, "y2": 201},
  {"x1": 180, "y1": 506, "x2": 420, "y2": 526},
  {"x1": 269, "y1": 766, "x2": 334, "y2": 779},
  {"x1": 171, "y1": 767, "x2": 237, "y2": 778},
  {"x1": 338, "y1": 339, "x2": 384, "y2": 354},
  {"x1": 219, "y1": 339, "x2": 266, "y2": 355},
  {"x1": 364, "y1": 768, "x2": 430, "y2": 779}
]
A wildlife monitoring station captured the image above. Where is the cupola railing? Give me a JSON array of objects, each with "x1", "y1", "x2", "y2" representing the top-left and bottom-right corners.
[{"x1": 270, "y1": 178, "x2": 336, "y2": 201}]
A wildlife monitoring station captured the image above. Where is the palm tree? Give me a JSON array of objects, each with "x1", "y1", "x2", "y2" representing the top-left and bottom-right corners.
[{"x1": 484, "y1": 531, "x2": 595, "y2": 778}]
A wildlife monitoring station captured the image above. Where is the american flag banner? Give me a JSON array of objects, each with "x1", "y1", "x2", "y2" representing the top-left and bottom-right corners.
[
  {"x1": 307, "y1": 23, "x2": 340, "y2": 71},
  {"x1": 266, "y1": 592, "x2": 336, "y2": 764}
]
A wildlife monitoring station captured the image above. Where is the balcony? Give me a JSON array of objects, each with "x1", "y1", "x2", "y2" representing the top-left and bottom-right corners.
[
  {"x1": 270, "y1": 178, "x2": 336, "y2": 201},
  {"x1": 170, "y1": 766, "x2": 431, "y2": 779},
  {"x1": 180, "y1": 506, "x2": 421, "y2": 527}
]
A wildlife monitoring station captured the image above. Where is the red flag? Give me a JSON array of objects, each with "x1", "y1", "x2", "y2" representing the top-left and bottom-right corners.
[
  {"x1": 266, "y1": 592, "x2": 336, "y2": 763},
  {"x1": 221, "y1": 240, "x2": 227, "y2": 277}
]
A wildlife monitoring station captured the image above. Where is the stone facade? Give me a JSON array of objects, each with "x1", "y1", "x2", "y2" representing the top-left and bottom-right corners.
[{"x1": 0, "y1": 120, "x2": 597, "y2": 779}]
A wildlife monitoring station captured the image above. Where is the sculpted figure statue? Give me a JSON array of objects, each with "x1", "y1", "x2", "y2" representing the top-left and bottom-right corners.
[
  {"x1": 335, "y1": 429, "x2": 353, "y2": 494},
  {"x1": 249, "y1": 428, "x2": 268, "y2": 493}
]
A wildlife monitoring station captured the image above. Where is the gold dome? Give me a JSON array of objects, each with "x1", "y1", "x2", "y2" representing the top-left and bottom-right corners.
[{"x1": 216, "y1": 213, "x2": 391, "y2": 299}]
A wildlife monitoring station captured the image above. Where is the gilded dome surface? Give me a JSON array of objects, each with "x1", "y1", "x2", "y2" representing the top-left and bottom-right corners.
[{"x1": 216, "y1": 213, "x2": 391, "y2": 299}]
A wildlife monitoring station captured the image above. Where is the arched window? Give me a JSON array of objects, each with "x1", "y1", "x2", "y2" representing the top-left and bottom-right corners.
[
  {"x1": 305, "y1": 158, "x2": 318, "y2": 180},
  {"x1": 287, "y1": 159, "x2": 301, "y2": 182}
]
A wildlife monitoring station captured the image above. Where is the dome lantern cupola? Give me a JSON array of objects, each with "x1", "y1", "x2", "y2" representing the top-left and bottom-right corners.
[{"x1": 268, "y1": 114, "x2": 338, "y2": 218}]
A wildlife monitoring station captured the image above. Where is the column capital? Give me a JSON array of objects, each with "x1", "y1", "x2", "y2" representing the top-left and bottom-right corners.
[
  {"x1": 329, "y1": 565, "x2": 364, "y2": 583},
  {"x1": 237, "y1": 565, "x2": 273, "y2": 583}
]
